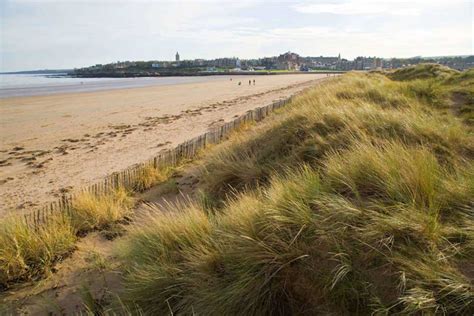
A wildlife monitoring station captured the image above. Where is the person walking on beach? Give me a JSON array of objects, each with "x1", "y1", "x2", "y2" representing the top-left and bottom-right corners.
[
  {"x1": 253, "y1": 79, "x2": 255, "y2": 85},
  {"x1": 238, "y1": 81, "x2": 241, "y2": 86},
  {"x1": 249, "y1": 80, "x2": 251, "y2": 85}
]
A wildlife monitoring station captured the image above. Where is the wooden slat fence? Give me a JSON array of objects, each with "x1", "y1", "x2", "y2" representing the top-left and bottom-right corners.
[{"x1": 22, "y1": 96, "x2": 293, "y2": 228}]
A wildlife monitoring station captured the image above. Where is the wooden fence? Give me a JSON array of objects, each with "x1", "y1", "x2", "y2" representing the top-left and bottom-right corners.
[{"x1": 22, "y1": 96, "x2": 294, "y2": 228}]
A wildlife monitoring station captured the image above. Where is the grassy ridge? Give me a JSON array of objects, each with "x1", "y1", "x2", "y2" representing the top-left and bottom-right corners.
[
  {"x1": 388, "y1": 64, "x2": 473, "y2": 123},
  {"x1": 119, "y1": 65, "x2": 473, "y2": 314},
  {"x1": 200, "y1": 68, "x2": 472, "y2": 209},
  {"x1": 387, "y1": 63, "x2": 458, "y2": 81}
]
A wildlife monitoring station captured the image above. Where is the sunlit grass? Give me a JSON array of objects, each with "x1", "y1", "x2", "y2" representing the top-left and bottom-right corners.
[
  {"x1": 133, "y1": 165, "x2": 172, "y2": 192},
  {"x1": 199, "y1": 69, "x2": 473, "y2": 208},
  {"x1": 0, "y1": 215, "x2": 76, "y2": 286},
  {"x1": 117, "y1": 65, "x2": 474, "y2": 314},
  {"x1": 70, "y1": 187, "x2": 134, "y2": 232}
]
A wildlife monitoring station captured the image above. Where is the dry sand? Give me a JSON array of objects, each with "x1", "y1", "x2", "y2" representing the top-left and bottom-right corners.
[{"x1": 0, "y1": 74, "x2": 327, "y2": 216}]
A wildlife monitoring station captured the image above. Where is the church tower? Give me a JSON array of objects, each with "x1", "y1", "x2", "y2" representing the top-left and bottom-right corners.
[{"x1": 175, "y1": 52, "x2": 180, "y2": 62}]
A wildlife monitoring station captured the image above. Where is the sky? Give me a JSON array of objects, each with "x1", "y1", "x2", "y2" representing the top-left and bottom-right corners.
[{"x1": 0, "y1": 0, "x2": 472, "y2": 71}]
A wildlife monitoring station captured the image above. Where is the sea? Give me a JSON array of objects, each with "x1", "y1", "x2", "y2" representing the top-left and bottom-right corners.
[{"x1": 0, "y1": 73, "x2": 229, "y2": 98}]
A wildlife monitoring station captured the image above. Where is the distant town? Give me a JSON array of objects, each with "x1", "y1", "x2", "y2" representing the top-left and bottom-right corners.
[{"x1": 72, "y1": 52, "x2": 474, "y2": 77}]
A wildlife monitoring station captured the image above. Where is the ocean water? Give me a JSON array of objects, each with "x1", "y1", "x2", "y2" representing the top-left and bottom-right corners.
[{"x1": 0, "y1": 74, "x2": 228, "y2": 98}]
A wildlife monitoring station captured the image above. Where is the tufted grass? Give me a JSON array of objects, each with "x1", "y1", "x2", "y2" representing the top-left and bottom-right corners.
[
  {"x1": 116, "y1": 66, "x2": 474, "y2": 314},
  {"x1": 70, "y1": 187, "x2": 134, "y2": 232},
  {"x1": 0, "y1": 215, "x2": 76, "y2": 287},
  {"x1": 0, "y1": 187, "x2": 134, "y2": 288}
]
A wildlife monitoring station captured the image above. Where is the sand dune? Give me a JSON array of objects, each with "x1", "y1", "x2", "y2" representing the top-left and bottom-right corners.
[{"x1": 0, "y1": 74, "x2": 327, "y2": 216}]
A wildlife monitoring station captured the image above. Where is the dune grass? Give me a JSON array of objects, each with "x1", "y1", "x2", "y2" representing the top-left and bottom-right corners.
[
  {"x1": 0, "y1": 186, "x2": 134, "y2": 288},
  {"x1": 132, "y1": 165, "x2": 172, "y2": 192},
  {"x1": 389, "y1": 64, "x2": 474, "y2": 124},
  {"x1": 199, "y1": 69, "x2": 473, "y2": 209},
  {"x1": 70, "y1": 187, "x2": 135, "y2": 232},
  {"x1": 119, "y1": 161, "x2": 473, "y2": 314},
  {"x1": 117, "y1": 65, "x2": 474, "y2": 314},
  {"x1": 387, "y1": 63, "x2": 459, "y2": 81},
  {"x1": 0, "y1": 215, "x2": 76, "y2": 287}
]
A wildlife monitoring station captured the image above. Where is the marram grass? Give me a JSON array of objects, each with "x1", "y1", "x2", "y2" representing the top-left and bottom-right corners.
[
  {"x1": 0, "y1": 187, "x2": 134, "y2": 287},
  {"x1": 133, "y1": 165, "x2": 172, "y2": 192},
  {"x1": 117, "y1": 65, "x2": 474, "y2": 315},
  {"x1": 70, "y1": 187, "x2": 134, "y2": 232},
  {"x1": 199, "y1": 68, "x2": 473, "y2": 208},
  {"x1": 0, "y1": 214, "x2": 76, "y2": 286},
  {"x1": 119, "y1": 162, "x2": 473, "y2": 314}
]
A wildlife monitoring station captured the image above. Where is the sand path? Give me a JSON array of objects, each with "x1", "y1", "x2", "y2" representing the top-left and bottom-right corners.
[{"x1": 0, "y1": 74, "x2": 327, "y2": 216}]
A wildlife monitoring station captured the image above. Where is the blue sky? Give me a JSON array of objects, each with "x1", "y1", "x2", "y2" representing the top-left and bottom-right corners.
[{"x1": 0, "y1": 0, "x2": 472, "y2": 71}]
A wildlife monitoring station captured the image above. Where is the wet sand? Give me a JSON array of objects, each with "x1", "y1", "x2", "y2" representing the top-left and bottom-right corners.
[
  {"x1": 0, "y1": 75, "x2": 231, "y2": 98},
  {"x1": 0, "y1": 74, "x2": 327, "y2": 216}
]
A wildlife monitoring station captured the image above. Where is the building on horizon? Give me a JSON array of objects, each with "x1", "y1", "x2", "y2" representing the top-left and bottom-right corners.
[
  {"x1": 276, "y1": 51, "x2": 301, "y2": 70},
  {"x1": 373, "y1": 57, "x2": 383, "y2": 69},
  {"x1": 175, "y1": 52, "x2": 180, "y2": 62}
]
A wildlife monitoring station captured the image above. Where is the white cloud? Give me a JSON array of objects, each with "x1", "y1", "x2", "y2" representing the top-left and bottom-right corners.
[
  {"x1": 292, "y1": 0, "x2": 467, "y2": 16},
  {"x1": 293, "y1": 2, "x2": 416, "y2": 16}
]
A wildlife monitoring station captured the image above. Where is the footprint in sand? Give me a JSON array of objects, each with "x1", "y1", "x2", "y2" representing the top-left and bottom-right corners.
[
  {"x1": 0, "y1": 177, "x2": 15, "y2": 185},
  {"x1": 55, "y1": 144, "x2": 70, "y2": 155},
  {"x1": 62, "y1": 138, "x2": 81, "y2": 143},
  {"x1": 156, "y1": 141, "x2": 172, "y2": 148},
  {"x1": 209, "y1": 119, "x2": 225, "y2": 128},
  {"x1": 20, "y1": 156, "x2": 36, "y2": 162},
  {"x1": 110, "y1": 124, "x2": 131, "y2": 130},
  {"x1": 0, "y1": 159, "x2": 12, "y2": 167},
  {"x1": 33, "y1": 157, "x2": 53, "y2": 169}
]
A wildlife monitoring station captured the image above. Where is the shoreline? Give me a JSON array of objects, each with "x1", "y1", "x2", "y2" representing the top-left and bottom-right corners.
[
  {"x1": 1, "y1": 72, "x2": 343, "y2": 99},
  {"x1": 0, "y1": 75, "x2": 227, "y2": 99}
]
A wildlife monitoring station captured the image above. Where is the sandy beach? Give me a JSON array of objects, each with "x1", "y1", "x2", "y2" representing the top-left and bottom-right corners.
[{"x1": 0, "y1": 74, "x2": 327, "y2": 216}]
